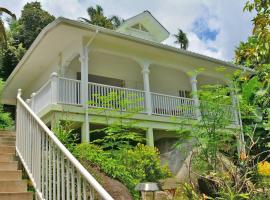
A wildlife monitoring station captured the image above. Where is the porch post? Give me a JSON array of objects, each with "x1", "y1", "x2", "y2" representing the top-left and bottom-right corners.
[
  {"x1": 80, "y1": 45, "x2": 90, "y2": 143},
  {"x1": 30, "y1": 93, "x2": 36, "y2": 112},
  {"x1": 50, "y1": 72, "x2": 58, "y2": 104},
  {"x1": 190, "y1": 75, "x2": 201, "y2": 120},
  {"x1": 141, "y1": 62, "x2": 152, "y2": 115},
  {"x1": 146, "y1": 127, "x2": 154, "y2": 147}
]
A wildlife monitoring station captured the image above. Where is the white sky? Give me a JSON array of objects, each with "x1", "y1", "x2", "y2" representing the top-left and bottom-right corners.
[{"x1": 1, "y1": 0, "x2": 254, "y2": 61}]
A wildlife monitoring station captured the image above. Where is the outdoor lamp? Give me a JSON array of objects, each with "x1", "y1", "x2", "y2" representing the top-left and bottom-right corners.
[{"x1": 135, "y1": 182, "x2": 160, "y2": 200}]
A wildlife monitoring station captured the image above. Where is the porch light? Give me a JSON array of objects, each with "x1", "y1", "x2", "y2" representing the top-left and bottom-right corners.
[{"x1": 135, "y1": 182, "x2": 160, "y2": 200}]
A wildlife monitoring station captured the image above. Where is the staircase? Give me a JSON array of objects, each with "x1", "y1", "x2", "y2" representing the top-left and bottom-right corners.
[{"x1": 0, "y1": 131, "x2": 32, "y2": 200}]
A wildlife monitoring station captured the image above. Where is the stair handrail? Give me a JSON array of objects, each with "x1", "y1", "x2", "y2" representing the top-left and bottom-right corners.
[{"x1": 16, "y1": 89, "x2": 114, "y2": 200}]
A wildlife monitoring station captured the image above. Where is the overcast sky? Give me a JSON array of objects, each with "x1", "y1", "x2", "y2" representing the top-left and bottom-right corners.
[{"x1": 2, "y1": 0, "x2": 254, "y2": 61}]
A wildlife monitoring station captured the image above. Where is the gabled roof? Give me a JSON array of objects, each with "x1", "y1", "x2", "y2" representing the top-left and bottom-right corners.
[{"x1": 116, "y1": 11, "x2": 170, "y2": 43}]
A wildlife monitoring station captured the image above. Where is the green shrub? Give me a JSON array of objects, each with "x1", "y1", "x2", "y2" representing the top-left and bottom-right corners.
[
  {"x1": 0, "y1": 107, "x2": 13, "y2": 130},
  {"x1": 73, "y1": 143, "x2": 171, "y2": 199},
  {"x1": 0, "y1": 79, "x2": 13, "y2": 130},
  {"x1": 54, "y1": 122, "x2": 78, "y2": 152},
  {"x1": 115, "y1": 143, "x2": 171, "y2": 182}
]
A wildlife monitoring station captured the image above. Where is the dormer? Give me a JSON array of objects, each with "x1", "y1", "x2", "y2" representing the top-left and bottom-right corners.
[{"x1": 116, "y1": 11, "x2": 170, "y2": 43}]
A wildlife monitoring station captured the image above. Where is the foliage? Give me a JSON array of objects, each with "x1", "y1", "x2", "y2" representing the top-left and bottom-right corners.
[
  {"x1": 174, "y1": 29, "x2": 189, "y2": 50},
  {"x1": 257, "y1": 161, "x2": 270, "y2": 176},
  {"x1": 74, "y1": 143, "x2": 170, "y2": 199},
  {"x1": 234, "y1": 0, "x2": 270, "y2": 161},
  {"x1": 0, "y1": 7, "x2": 16, "y2": 45},
  {"x1": 115, "y1": 143, "x2": 171, "y2": 182},
  {"x1": 80, "y1": 5, "x2": 123, "y2": 30},
  {"x1": 0, "y1": 2, "x2": 54, "y2": 80},
  {"x1": 180, "y1": 127, "x2": 270, "y2": 199},
  {"x1": 54, "y1": 122, "x2": 78, "y2": 152},
  {"x1": 175, "y1": 84, "x2": 236, "y2": 174},
  {"x1": 0, "y1": 79, "x2": 13, "y2": 129},
  {"x1": 13, "y1": 2, "x2": 55, "y2": 49},
  {"x1": 89, "y1": 91, "x2": 145, "y2": 150},
  {"x1": 91, "y1": 124, "x2": 145, "y2": 150}
]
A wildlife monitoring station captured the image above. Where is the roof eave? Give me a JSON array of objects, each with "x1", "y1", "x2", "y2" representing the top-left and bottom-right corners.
[{"x1": 4, "y1": 17, "x2": 254, "y2": 94}]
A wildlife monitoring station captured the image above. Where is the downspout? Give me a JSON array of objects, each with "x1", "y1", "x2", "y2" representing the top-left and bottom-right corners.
[{"x1": 237, "y1": 68, "x2": 247, "y2": 156}]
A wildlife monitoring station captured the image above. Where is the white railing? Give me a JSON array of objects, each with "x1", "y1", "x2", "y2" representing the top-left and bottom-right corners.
[
  {"x1": 16, "y1": 89, "x2": 114, "y2": 200},
  {"x1": 58, "y1": 77, "x2": 82, "y2": 106},
  {"x1": 151, "y1": 92, "x2": 196, "y2": 118},
  {"x1": 88, "y1": 82, "x2": 146, "y2": 113},
  {"x1": 31, "y1": 80, "x2": 52, "y2": 114},
  {"x1": 200, "y1": 101, "x2": 238, "y2": 124},
  {"x1": 29, "y1": 74, "x2": 238, "y2": 123}
]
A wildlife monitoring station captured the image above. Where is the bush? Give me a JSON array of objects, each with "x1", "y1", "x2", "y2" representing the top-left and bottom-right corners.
[
  {"x1": 54, "y1": 122, "x2": 78, "y2": 152},
  {"x1": 0, "y1": 79, "x2": 13, "y2": 130},
  {"x1": 116, "y1": 143, "x2": 171, "y2": 182},
  {"x1": 73, "y1": 143, "x2": 171, "y2": 199}
]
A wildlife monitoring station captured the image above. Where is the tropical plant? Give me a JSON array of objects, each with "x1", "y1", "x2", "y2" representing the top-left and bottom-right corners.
[
  {"x1": 89, "y1": 91, "x2": 145, "y2": 149},
  {"x1": 74, "y1": 143, "x2": 170, "y2": 200},
  {"x1": 53, "y1": 121, "x2": 79, "y2": 152},
  {"x1": 80, "y1": 5, "x2": 123, "y2": 30},
  {"x1": 234, "y1": 0, "x2": 270, "y2": 161},
  {"x1": 0, "y1": 7, "x2": 16, "y2": 45},
  {"x1": 174, "y1": 29, "x2": 189, "y2": 50}
]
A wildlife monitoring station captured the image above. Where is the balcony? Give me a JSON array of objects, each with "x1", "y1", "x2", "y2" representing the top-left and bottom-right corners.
[{"x1": 29, "y1": 76, "x2": 238, "y2": 125}]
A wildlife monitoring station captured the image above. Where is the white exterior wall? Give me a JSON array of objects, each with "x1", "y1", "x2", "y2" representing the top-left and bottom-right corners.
[
  {"x1": 150, "y1": 65, "x2": 191, "y2": 96},
  {"x1": 68, "y1": 52, "x2": 144, "y2": 90}
]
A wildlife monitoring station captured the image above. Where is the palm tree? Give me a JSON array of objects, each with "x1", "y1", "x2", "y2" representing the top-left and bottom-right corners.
[
  {"x1": 174, "y1": 29, "x2": 189, "y2": 50},
  {"x1": 0, "y1": 7, "x2": 16, "y2": 45},
  {"x1": 79, "y1": 5, "x2": 123, "y2": 30}
]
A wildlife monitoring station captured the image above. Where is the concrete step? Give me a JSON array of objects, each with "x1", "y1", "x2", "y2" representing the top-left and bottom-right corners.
[
  {"x1": 0, "y1": 153, "x2": 16, "y2": 162},
  {"x1": 0, "y1": 161, "x2": 18, "y2": 171},
  {"x1": 0, "y1": 180, "x2": 27, "y2": 192},
  {"x1": 0, "y1": 137, "x2": 16, "y2": 142},
  {"x1": 0, "y1": 192, "x2": 33, "y2": 200},
  {"x1": 0, "y1": 146, "x2": 15, "y2": 153},
  {"x1": 0, "y1": 141, "x2": 15, "y2": 146},
  {"x1": 0, "y1": 134, "x2": 15, "y2": 138},
  {"x1": 0, "y1": 131, "x2": 15, "y2": 135},
  {"x1": 0, "y1": 170, "x2": 22, "y2": 180}
]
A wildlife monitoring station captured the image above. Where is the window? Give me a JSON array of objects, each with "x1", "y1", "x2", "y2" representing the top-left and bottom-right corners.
[
  {"x1": 131, "y1": 23, "x2": 149, "y2": 32},
  {"x1": 179, "y1": 90, "x2": 191, "y2": 98},
  {"x1": 77, "y1": 73, "x2": 125, "y2": 87}
]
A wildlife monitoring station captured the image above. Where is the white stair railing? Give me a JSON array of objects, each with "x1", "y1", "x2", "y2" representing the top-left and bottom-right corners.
[{"x1": 16, "y1": 89, "x2": 114, "y2": 200}]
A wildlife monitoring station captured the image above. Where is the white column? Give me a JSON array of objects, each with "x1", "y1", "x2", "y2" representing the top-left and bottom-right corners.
[
  {"x1": 30, "y1": 93, "x2": 36, "y2": 112},
  {"x1": 146, "y1": 127, "x2": 154, "y2": 147},
  {"x1": 50, "y1": 72, "x2": 58, "y2": 104},
  {"x1": 80, "y1": 46, "x2": 90, "y2": 143},
  {"x1": 190, "y1": 75, "x2": 201, "y2": 120},
  {"x1": 141, "y1": 62, "x2": 152, "y2": 115}
]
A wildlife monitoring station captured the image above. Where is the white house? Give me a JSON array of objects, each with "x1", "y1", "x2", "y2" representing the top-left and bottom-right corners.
[{"x1": 2, "y1": 11, "x2": 252, "y2": 177}]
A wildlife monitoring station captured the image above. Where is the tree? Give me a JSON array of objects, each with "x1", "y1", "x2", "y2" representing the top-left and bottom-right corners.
[
  {"x1": 80, "y1": 5, "x2": 123, "y2": 30},
  {"x1": 174, "y1": 29, "x2": 189, "y2": 50},
  {"x1": 0, "y1": 7, "x2": 16, "y2": 45},
  {"x1": 235, "y1": 0, "x2": 270, "y2": 159},
  {"x1": 13, "y1": 2, "x2": 55, "y2": 49},
  {"x1": 0, "y1": 2, "x2": 55, "y2": 80}
]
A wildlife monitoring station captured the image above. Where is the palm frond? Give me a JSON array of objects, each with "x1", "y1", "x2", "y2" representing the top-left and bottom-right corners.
[
  {"x1": 78, "y1": 17, "x2": 92, "y2": 24},
  {"x1": 0, "y1": 7, "x2": 16, "y2": 20}
]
